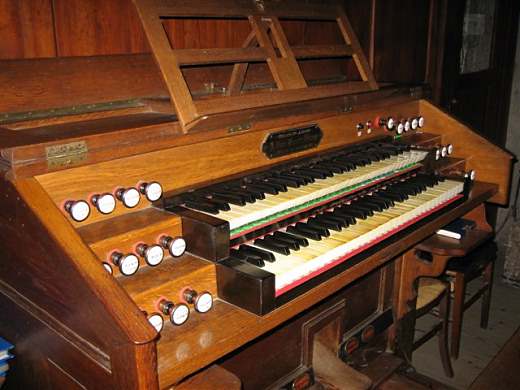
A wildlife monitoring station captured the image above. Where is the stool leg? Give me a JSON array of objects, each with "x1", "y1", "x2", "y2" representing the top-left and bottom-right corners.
[
  {"x1": 451, "y1": 273, "x2": 465, "y2": 360},
  {"x1": 438, "y1": 290, "x2": 454, "y2": 377},
  {"x1": 480, "y1": 261, "x2": 494, "y2": 329}
]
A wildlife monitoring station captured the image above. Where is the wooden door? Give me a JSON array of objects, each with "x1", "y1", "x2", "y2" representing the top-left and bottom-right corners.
[{"x1": 440, "y1": 0, "x2": 519, "y2": 146}]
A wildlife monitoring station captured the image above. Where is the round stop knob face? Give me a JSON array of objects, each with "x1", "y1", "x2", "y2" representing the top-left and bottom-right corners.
[
  {"x1": 447, "y1": 144, "x2": 454, "y2": 155},
  {"x1": 96, "y1": 194, "x2": 116, "y2": 214},
  {"x1": 144, "y1": 182, "x2": 163, "y2": 202},
  {"x1": 121, "y1": 188, "x2": 140, "y2": 208},
  {"x1": 147, "y1": 313, "x2": 164, "y2": 332},
  {"x1": 119, "y1": 254, "x2": 140, "y2": 276},
  {"x1": 418, "y1": 116, "x2": 425, "y2": 128},
  {"x1": 194, "y1": 292, "x2": 213, "y2": 313},
  {"x1": 470, "y1": 170, "x2": 476, "y2": 181},
  {"x1": 397, "y1": 122, "x2": 404, "y2": 134},
  {"x1": 169, "y1": 237, "x2": 187, "y2": 257},
  {"x1": 441, "y1": 146, "x2": 448, "y2": 157},
  {"x1": 435, "y1": 149, "x2": 441, "y2": 160},
  {"x1": 404, "y1": 120, "x2": 411, "y2": 132},
  {"x1": 145, "y1": 245, "x2": 164, "y2": 266},
  {"x1": 170, "y1": 304, "x2": 190, "y2": 326},
  {"x1": 69, "y1": 200, "x2": 90, "y2": 222},
  {"x1": 386, "y1": 117, "x2": 395, "y2": 130},
  {"x1": 102, "y1": 262, "x2": 113, "y2": 274},
  {"x1": 411, "y1": 118, "x2": 419, "y2": 130}
]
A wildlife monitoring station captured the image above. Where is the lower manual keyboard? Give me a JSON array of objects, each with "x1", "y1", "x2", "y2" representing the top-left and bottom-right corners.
[{"x1": 218, "y1": 174, "x2": 465, "y2": 313}]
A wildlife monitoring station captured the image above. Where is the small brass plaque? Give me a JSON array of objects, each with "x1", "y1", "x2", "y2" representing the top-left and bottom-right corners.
[{"x1": 46, "y1": 141, "x2": 88, "y2": 168}]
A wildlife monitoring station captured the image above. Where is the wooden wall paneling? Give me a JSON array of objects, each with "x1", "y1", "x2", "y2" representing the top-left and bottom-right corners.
[
  {"x1": 0, "y1": 0, "x2": 56, "y2": 59},
  {"x1": 373, "y1": 0, "x2": 431, "y2": 83},
  {"x1": 52, "y1": 0, "x2": 149, "y2": 56}
]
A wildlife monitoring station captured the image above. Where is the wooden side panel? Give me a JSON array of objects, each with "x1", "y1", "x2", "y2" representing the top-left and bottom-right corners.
[
  {"x1": 419, "y1": 100, "x2": 513, "y2": 205},
  {"x1": 0, "y1": 0, "x2": 56, "y2": 59}
]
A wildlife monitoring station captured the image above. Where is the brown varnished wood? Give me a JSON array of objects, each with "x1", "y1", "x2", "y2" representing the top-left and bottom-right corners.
[
  {"x1": 152, "y1": 183, "x2": 496, "y2": 386},
  {"x1": 0, "y1": 55, "x2": 168, "y2": 115},
  {"x1": 52, "y1": 0, "x2": 149, "y2": 56},
  {"x1": 419, "y1": 100, "x2": 513, "y2": 205},
  {"x1": 9, "y1": 178, "x2": 157, "y2": 345},
  {"x1": 34, "y1": 101, "x2": 422, "y2": 225},
  {"x1": 78, "y1": 208, "x2": 181, "y2": 276},
  {"x1": 118, "y1": 255, "x2": 216, "y2": 316},
  {"x1": 0, "y1": 0, "x2": 56, "y2": 59},
  {"x1": 173, "y1": 365, "x2": 241, "y2": 390}
]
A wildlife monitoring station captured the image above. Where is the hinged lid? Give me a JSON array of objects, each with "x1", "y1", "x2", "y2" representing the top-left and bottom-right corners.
[{"x1": 133, "y1": 0, "x2": 378, "y2": 132}]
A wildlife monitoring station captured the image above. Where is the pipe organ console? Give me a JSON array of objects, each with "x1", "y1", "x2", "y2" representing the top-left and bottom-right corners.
[{"x1": 0, "y1": 1, "x2": 513, "y2": 389}]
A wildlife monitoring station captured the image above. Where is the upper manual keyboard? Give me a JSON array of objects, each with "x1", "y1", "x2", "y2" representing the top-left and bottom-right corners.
[{"x1": 174, "y1": 140, "x2": 429, "y2": 236}]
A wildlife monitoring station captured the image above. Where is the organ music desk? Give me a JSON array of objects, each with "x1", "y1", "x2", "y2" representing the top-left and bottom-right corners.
[{"x1": 0, "y1": 1, "x2": 513, "y2": 389}]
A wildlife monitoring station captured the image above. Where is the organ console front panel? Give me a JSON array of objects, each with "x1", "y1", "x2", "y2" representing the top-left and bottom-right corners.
[{"x1": 0, "y1": 1, "x2": 513, "y2": 389}]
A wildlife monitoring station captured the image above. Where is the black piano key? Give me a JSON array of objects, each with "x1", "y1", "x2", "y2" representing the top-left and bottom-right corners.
[
  {"x1": 296, "y1": 222, "x2": 330, "y2": 237},
  {"x1": 292, "y1": 169, "x2": 327, "y2": 180},
  {"x1": 287, "y1": 225, "x2": 322, "y2": 241},
  {"x1": 267, "y1": 176, "x2": 301, "y2": 188},
  {"x1": 254, "y1": 238, "x2": 291, "y2": 256},
  {"x1": 212, "y1": 192, "x2": 247, "y2": 206},
  {"x1": 281, "y1": 172, "x2": 314, "y2": 184},
  {"x1": 335, "y1": 207, "x2": 366, "y2": 220},
  {"x1": 332, "y1": 158, "x2": 356, "y2": 171},
  {"x1": 306, "y1": 166, "x2": 334, "y2": 177},
  {"x1": 261, "y1": 179, "x2": 288, "y2": 192},
  {"x1": 184, "y1": 200, "x2": 220, "y2": 214},
  {"x1": 264, "y1": 235, "x2": 299, "y2": 250},
  {"x1": 315, "y1": 162, "x2": 345, "y2": 173},
  {"x1": 321, "y1": 212, "x2": 350, "y2": 227},
  {"x1": 370, "y1": 195, "x2": 394, "y2": 207},
  {"x1": 274, "y1": 231, "x2": 309, "y2": 247},
  {"x1": 380, "y1": 190, "x2": 408, "y2": 201},
  {"x1": 230, "y1": 187, "x2": 264, "y2": 201},
  {"x1": 348, "y1": 204, "x2": 374, "y2": 216},
  {"x1": 308, "y1": 217, "x2": 342, "y2": 232},
  {"x1": 330, "y1": 209, "x2": 357, "y2": 224},
  {"x1": 276, "y1": 174, "x2": 307, "y2": 186},
  {"x1": 356, "y1": 200, "x2": 384, "y2": 212},
  {"x1": 246, "y1": 183, "x2": 279, "y2": 195},
  {"x1": 238, "y1": 245, "x2": 276, "y2": 262}
]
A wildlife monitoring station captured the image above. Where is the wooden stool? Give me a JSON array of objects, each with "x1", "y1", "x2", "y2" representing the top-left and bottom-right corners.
[
  {"x1": 444, "y1": 240, "x2": 497, "y2": 359},
  {"x1": 413, "y1": 277, "x2": 454, "y2": 378}
]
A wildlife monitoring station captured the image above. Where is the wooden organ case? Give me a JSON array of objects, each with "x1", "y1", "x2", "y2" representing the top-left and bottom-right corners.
[{"x1": 0, "y1": 1, "x2": 513, "y2": 389}]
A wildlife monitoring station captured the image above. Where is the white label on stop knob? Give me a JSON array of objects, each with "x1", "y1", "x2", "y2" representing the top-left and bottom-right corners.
[
  {"x1": 102, "y1": 262, "x2": 113, "y2": 274},
  {"x1": 411, "y1": 118, "x2": 419, "y2": 130},
  {"x1": 169, "y1": 237, "x2": 186, "y2": 257},
  {"x1": 441, "y1": 146, "x2": 448, "y2": 157},
  {"x1": 397, "y1": 123, "x2": 404, "y2": 134},
  {"x1": 145, "y1": 245, "x2": 164, "y2": 266},
  {"x1": 148, "y1": 313, "x2": 164, "y2": 332},
  {"x1": 386, "y1": 117, "x2": 395, "y2": 130},
  {"x1": 404, "y1": 121, "x2": 411, "y2": 132},
  {"x1": 145, "y1": 182, "x2": 163, "y2": 202},
  {"x1": 120, "y1": 254, "x2": 139, "y2": 276},
  {"x1": 171, "y1": 304, "x2": 190, "y2": 325},
  {"x1": 470, "y1": 170, "x2": 476, "y2": 180},
  {"x1": 97, "y1": 194, "x2": 116, "y2": 214},
  {"x1": 70, "y1": 201, "x2": 90, "y2": 222},
  {"x1": 447, "y1": 144, "x2": 454, "y2": 155},
  {"x1": 418, "y1": 116, "x2": 425, "y2": 128},
  {"x1": 122, "y1": 188, "x2": 140, "y2": 208},
  {"x1": 195, "y1": 292, "x2": 213, "y2": 313}
]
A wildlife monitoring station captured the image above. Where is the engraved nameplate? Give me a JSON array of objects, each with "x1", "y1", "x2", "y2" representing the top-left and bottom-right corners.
[{"x1": 262, "y1": 124, "x2": 323, "y2": 159}]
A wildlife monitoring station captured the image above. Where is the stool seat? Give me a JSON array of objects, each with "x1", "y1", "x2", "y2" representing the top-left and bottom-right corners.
[
  {"x1": 417, "y1": 278, "x2": 446, "y2": 310},
  {"x1": 446, "y1": 241, "x2": 497, "y2": 273}
]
